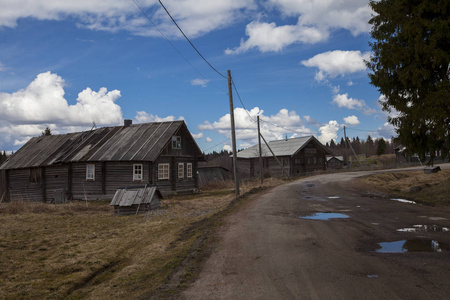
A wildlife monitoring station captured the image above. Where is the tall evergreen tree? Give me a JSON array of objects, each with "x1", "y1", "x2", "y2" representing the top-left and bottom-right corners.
[
  {"x1": 367, "y1": 0, "x2": 450, "y2": 163},
  {"x1": 376, "y1": 138, "x2": 387, "y2": 156}
]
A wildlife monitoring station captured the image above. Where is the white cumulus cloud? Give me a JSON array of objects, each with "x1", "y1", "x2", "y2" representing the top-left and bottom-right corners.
[
  {"x1": 226, "y1": 20, "x2": 327, "y2": 54},
  {"x1": 343, "y1": 115, "x2": 360, "y2": 126},
  {"x1": 0, "y1": 0, "x2": 254, "y2": 39},
  {"x1": 301, "y1": 50, "x2": 370, "y2": 81},
  {"x1": 135, "y1": 111, "x2": 184, "y2": 123},
  {"x1": 0, "y1": 71, "x2": 123, "y2": 150},
  {"x1": 191, "y1": 78, "x2": 210, "y2": 87},
  {"x1": 192, "y1": 132, "x2": 203, "y2": 139},
  {"x1": 318, "y1": 120, "x2": 340, "y2": 144},
  {"x1": 227, "y1": 0, "x2": 372, "y2": 54},
  {"x1": 199, "y1": 106, "x2": 314, "y2": 148},
  {"x1": 332, "y1": 93, "x2": 376, "y2": 115}
]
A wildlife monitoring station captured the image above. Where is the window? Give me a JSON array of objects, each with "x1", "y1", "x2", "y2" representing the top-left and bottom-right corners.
[
  {"x1": 172, "y1": 136, "x2": 181, "y2": 149},
  {"x1": 86, "y1": 164, "x2": 95, "y2": 180},
  {"x1": 187, "y1": 163, "x2": 193, "y2": 178},
  {"x1": 178, "y1": 163, "x2": 184, "y2": 179},
  {"x1": 158, "y1": 163, "x2": 170, "y2": 180},
  {"x1": 133, "y1": 164, "x2": 143, "y2": 181}
]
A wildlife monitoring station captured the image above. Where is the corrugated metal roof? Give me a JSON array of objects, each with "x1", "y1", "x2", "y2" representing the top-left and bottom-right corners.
[
  {"x1": 1, "y1": 121, "x2": 202, "y2": 170},
  {"x1": 236, "y1": 136, "x2": 331, "y2": 158}
]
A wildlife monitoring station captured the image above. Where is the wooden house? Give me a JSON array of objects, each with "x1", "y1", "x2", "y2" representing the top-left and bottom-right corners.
[
  {"x1": 236, "y1": 136, "x2": 332, "y2": 178},
  {"x1": 0, "y1": 120, "x2": 204, "y2": 202}
]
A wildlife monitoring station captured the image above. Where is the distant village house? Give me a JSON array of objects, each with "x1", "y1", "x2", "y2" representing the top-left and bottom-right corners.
[{"x1": 236, "y1": 136, "x2": 332, "y2": 179}]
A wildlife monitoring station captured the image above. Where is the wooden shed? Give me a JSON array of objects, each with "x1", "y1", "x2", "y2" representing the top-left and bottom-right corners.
[
  {"x1": 236, "y1": 136, "x2": 332, "y2": 178},
  {"x1": 110, "y1": 185, "x2": 162, "y2": 215},
  {"x1": 326, "y1": 156, "x2": 344, "y2": 169},
  {"x1": 0, "y1": 120, "x2": 204, "y2": 202},
  {"x1": 197, "y1": 165, "x2": 230, "y2": 186}
]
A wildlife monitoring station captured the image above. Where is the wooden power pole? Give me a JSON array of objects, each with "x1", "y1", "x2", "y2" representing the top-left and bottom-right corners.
[
  {"x1": 344, "y1": 125, "x2": 349, "y2": 167},
  {"x1": 228, "y1": 70, "x2": 240, "y2": 195},
  {"x1": 257, "y1": 116, "x2": 263, "y2": 184}
]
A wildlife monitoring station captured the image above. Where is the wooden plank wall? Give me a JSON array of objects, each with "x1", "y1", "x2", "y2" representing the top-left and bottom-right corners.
[
  {"x1": 45, "y1": 166, "x2": 69, "y2": 203},
  {"x1": 104, "y1": 162, "x2": 150, "y2": 199},
  {"x1": 71, "y1": 163, "x2": 104, "y2": 200},
  {"x1": 7, "y1": 169, "x2": 43, "y2": 202}
]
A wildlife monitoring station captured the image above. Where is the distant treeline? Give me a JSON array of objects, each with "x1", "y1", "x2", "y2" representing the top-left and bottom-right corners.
[
  {"x1": 326, "y1": 135, "x2": 394, "y2": 157},
  {"x1": 0, "y1": 151, "x2": 9, "y2": 165}
]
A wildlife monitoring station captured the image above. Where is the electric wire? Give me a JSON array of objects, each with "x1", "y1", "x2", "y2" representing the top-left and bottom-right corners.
[
  {"x1": 231, "y1": 79, "x2": 256, "y2": 123},
  {"x1": 131, "y1": 0, "x2": 225, "y2": 92},
  {"x1": 158, "y1": 0, "x2": 227, "y2": 79},
  {"x1": 202, "y1": 123, "x2": 257, "y2": 153},
  {"x1": 134, "y1": 1, "x2": 391, "y2": 150},
  {"x1": 259, "y1": 118, "x2": 313, "y2": 136},
  {"x1": 346, "y1": 127, "x2": 394, "y2": 132}
]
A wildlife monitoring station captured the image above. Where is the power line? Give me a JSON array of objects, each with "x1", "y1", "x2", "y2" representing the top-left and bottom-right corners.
[
  {"x1": 131, "y1": 0, "x2": 225, "y2": 92},
  {"x1": 202, "y1": 123, "x2": 257, "y2": 153},
  {"x1": 231, "y1": 79, "x2": 256, "y2": 123},
  {"x1": 346, "y1": 127, "x2": 395, "y2": 133},
  {"x1": 158, "y1": 0, "x2": 227, "y2": 79},
  {"x1": 259, "y1": 118, "x2": 312, "y2": 135}
]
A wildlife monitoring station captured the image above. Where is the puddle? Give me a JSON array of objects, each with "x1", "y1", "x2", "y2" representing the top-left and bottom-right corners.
[
  {"x1": 305, "y1": 183, "x2": 316, "y2": 188},
  {"x1": 375, "y1": 239, "x2": 450, "y2": 253},
  {"x1": 397, "y1": 225, "x2": 449, "y2": 232},
  {"x1": 327, "y1": 196, "x2": 340, "y2": 199},
  {"x1": 391, "y1": 198, "x2": 416, "y2": 204},
  {"x1": 300, "y1": 213, "x2": 349, "y2": 220},
  {"x1": 367, "y1": 275, "x2": 378, "y2": 279}
]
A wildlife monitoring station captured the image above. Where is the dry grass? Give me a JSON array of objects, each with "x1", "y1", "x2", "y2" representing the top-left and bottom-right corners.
[
  {"x1": 359, "y1": 170, "x2": 450, "y2": 206},
  {"x1": 0, "y1": 178, "x2": 286, "y2": 299}
]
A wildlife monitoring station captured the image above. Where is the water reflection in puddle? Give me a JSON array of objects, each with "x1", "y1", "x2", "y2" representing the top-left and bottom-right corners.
[
  {"x1": 391, "y1": 198, "x2": 416, "y2": 204},
  {"x1": 300, "y1": 213, "x2": 349, "y2": 220},
  {"x1": 397, "y1": 225, "x2": 449, "y2": 232},
  {"x1": 376, "y1": 239, "x2": 450, "y2": 253}
]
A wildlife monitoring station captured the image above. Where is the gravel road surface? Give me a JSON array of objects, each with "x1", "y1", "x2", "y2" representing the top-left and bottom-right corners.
[{"x1": 183, "y1": 165, "x2": 450, "y2": 299}]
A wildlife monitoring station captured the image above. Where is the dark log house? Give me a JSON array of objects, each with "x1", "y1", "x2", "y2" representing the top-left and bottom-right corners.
[{"x1": 0, "y1": 120, "x2": 204, "y2": 202}]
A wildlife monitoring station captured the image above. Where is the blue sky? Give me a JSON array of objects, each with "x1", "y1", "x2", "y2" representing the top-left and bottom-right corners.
[{"x1": 0, "y1": 0, "x2": 395, "y2": 153}]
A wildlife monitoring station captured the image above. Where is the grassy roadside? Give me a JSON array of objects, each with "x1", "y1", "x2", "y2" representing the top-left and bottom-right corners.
[
  {"x1": 358, "y1": 170, "x2": 450, "y2": 206},
  {"x1": 0, "y1": 179, "x2": 285, "y2": 299}
]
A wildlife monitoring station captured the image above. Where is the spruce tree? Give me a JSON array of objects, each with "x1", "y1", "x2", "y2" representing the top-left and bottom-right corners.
[{"x1": 367, "y1": 0, "x2": 450, "y2": 163}]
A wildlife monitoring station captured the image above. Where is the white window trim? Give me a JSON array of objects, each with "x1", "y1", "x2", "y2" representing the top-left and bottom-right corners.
[
  {"x1": 86, "y1": 164, "x2": 95, "y2": 180},
  {"x1": 187, "y1": 163, "x2": 193, "y2": 178},
  {"x1": 178, "y1": 163, "x2": 184, "y2": 179},
  {"x1": 133, "y1": 164, "x2": 143, "y2": 181},
  {"x1": 158, "y1": 163, "x2": 170, "y2": 180}
]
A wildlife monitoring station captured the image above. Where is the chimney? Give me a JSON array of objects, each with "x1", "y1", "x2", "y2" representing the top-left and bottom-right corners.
[{"x1": 124, "y1": 119, "x2": 132, "y2": 127}]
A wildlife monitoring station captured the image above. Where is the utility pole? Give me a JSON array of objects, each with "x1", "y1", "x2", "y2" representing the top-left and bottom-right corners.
[
  {"x1": 257, "y1": 116, "x2": 263, "y2": 184},
  {"x1": 228, "y1": 70, "x2": 240, "y2": 196},
  {"x1": 344, "y1": 125, "x2": 349, "y2": 167}
]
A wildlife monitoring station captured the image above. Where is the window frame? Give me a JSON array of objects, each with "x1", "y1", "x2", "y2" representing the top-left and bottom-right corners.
[
  {"x1": 158, "y1": 163, "x2": 170, "y2": 180},
  {"x1": 178, "y1": 163, "x2": 184, "y2": 179},
  {"x1": 172, "y1": 136, "x2": 181, "y2": 149},
  {"x1": 133, "y1": 164, "x2": 143, "y2": 181},
  {"x1": 86, "y1": 164, "x2": 95, "y2": 181},
  {"x1": 186, "y1": 163, "x2": 193, "y2": 178}
]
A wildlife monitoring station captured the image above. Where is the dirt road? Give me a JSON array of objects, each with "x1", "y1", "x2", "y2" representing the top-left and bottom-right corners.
[{"x1": 183, "y1": 166, "x2": 450, "y2": 299}]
